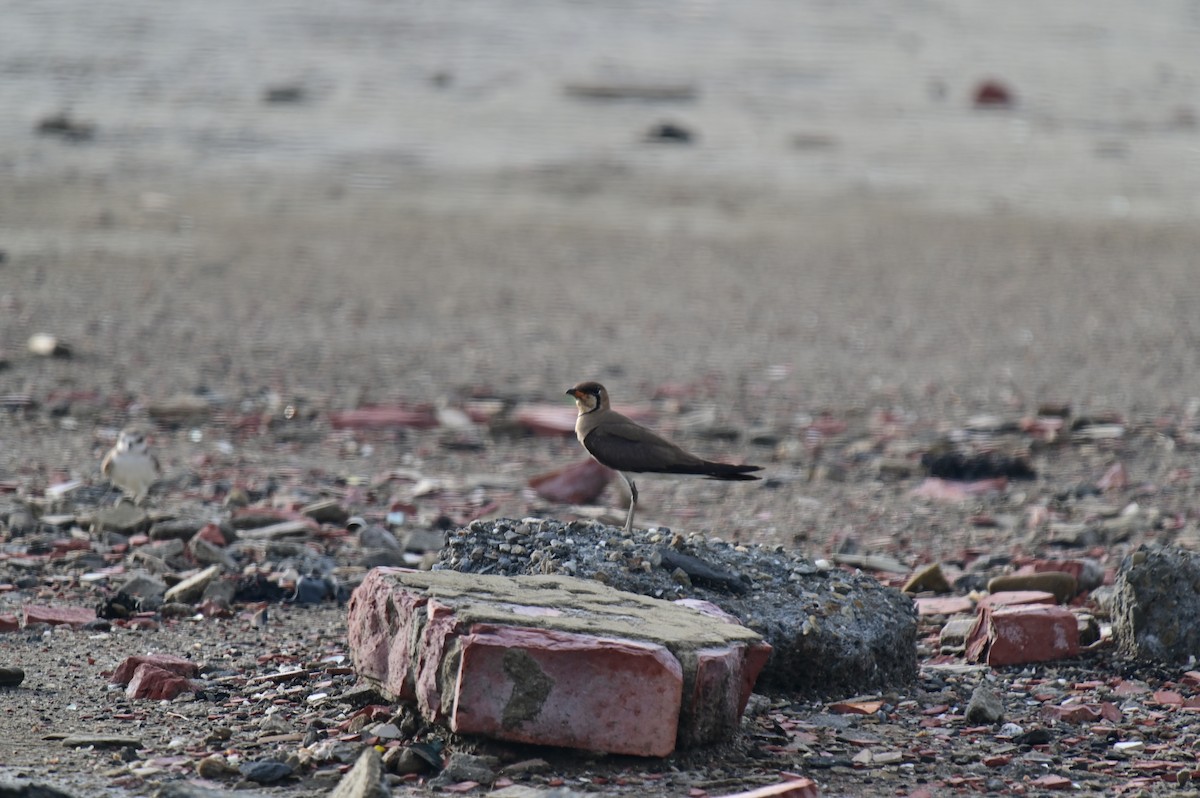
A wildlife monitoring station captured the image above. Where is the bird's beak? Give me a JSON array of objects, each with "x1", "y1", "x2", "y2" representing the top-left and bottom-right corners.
[{"x1": 566, "y1": 389, "x2": 579, "y2": 398}]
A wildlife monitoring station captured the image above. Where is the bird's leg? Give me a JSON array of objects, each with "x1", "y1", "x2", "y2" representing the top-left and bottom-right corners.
[{"x1": 620, "y1": 474, "x2": 638, "y2": 533}]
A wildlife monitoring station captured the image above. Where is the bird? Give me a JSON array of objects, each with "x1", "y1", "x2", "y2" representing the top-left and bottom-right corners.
[
  {"x1": 100, "y1": 426, "x2": 162, "y2": 504},
  {"x1": 566, "y1": 381, "x2": 762, "y2": 532}
]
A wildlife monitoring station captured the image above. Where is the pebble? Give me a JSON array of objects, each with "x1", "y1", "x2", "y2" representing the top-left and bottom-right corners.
[{"x1": 238, "y1": 759, "x2": 294, "y2": 784}]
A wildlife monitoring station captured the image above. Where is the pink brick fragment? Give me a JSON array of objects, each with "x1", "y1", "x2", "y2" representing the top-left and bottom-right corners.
[
  {"x1": 986, "y1": 605, "x2": 1080, "y2": 666},
  {"x1": 111, "y1": 654, "x2": 199, "y2": 685},
  {"x1": 976, "y1": 590, "x2": 1056, "y2": 611},
  {"x1": 528, "y1": 458, "x2": 613, "y2": 504},
  {"x1": 915, "y1": 596, "x2": 974, "y2": 616},
  {"x1": 125, "y1": 663, "x2": 195, "y2": 700},
  {"x1": 714, "y1": 777, "x2": 821, "y2": 798},
  {"x1": 450, "y1": 623, "x2": 683, "y2": 757},
  {"x1": 0, "y1": 614, "x2": 19, "y2": 633},
  {"x1": 23, "y1": 604, "x2": 96, "y2": 628}
]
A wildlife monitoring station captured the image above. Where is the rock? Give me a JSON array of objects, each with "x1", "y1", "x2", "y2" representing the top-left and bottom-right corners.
[
  {"x1": 147, "y1": 395, "x2": 212, "y2": 424},
  {"x1": 163, "y1": 564, "x2": 223, "y2": 604},
  {"x1": 987, "y1": 572, "x2": 1077, "y2": 603},
  {"x1": 976, "y1": 590, "x2": 1056, "y2": 611},
  {"x1": 27, "y1": 333, "x2": 71, "y2": 357},
  {"x1": 328, "y1": 407, "x2": 438, "y2": 430},
  {"x1": 194, "y1": 754, "x2": 240, "y2": 779},
  {"x1": 973, "y1": 79, "x2": 1014, "y2": 108},
  {"x1": 238, "y1": 760, "x2": 294, "y2": 784},
  {"x1": 0, "y1": 615, "x2": 19, "y2": 634},
  {"x1": 111, "y1": 654, "x2": 199, "y2": 685},
  {"x1": 22, "y1": 605, "x2": 96, "y2": 628},
  {"x1": 0, "y1": 776, "x2": 79, "y2": 797},
  {"x1": 645, "y1": 121, "x2": 695, "y2": 143},
  {"x1": 60, "y1": 734, "x2": 142, "y2": 748},
  {"x1": 348, "y1": 568, "x2": 770, "y2": 756},
  {"x1": 382, "y1": 745, "x2": 439, "y2": 775},
  {"x1": 439, "y1": 519, "x2": 917, "y2": 698},
  {"x1": 965, "y1": 685, "x2": 1005, "y2": 724},
  {"x1": 939, "y1": 617, "x2": 977, "y2": 654},
  {"x1": 1113, "y1": 546, "x2": 1200, "y2": 663},
  {"x1": 330, "y1": 747, "x2": 387, "y2": 798},
  {"x1": 148, "y1": 518, "x2": 206, "y2": 541},
  {"x1": 117, "y1": 573, "x2": 168, "y2": 603},
  {"x1": 301, "y1": 499, "x2": 350, "y2": 525},
  {"x1": 711, "y1": 779, "x2": 821, "y2": 798},
  {"x1": 431, "y1": 752, "x2": 497, "y2": 786},
  {"x1": 0, "y1": 666, "x2": 25, "y2": 687},
  {"x1": 528, "y1": 459, "x2": 613, "y2": 504},
  {"x1": 490, "y1": 788, "x2": 588, "y2": 798},
  {"x1": 92, "y1": 505, "x2": 150, "y2": 533},
  {"x1": 915, "y1": 596, "x2": 974, "y2": 617},
  {"x1": 236, "y1": 520, "x2": 312, "y2": 541},
  {"x1": 125, "y1": 663, "x2": 194, "y2": 700},
  {"x1": 902, "y1": 563, "x2": 951, "y2": 594},
  {"x1": 189, "y1": 536, "x2": 237, "y2": 570},
  {"x1": 563, "y1": 81, "x2": 697, "y2": 101},
  {"x1": 156, "y1": 784, "x2": 272, "y2": 798}
]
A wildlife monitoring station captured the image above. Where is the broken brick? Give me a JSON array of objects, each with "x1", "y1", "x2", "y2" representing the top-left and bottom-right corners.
[
  {"x1": 976, "y1": 590, "x2": 1057, "y2": 611},
  {"x1": 528, "y1": 458, "x2": 613, "y2": 504},
  {"x1": 347, "y1": 568, "x2": 769, "y2": 757},
  {"x1": 111, "y1": 654, "x2": 200, "y2": 685},
  {"x1": 22, "y1": 604, "x2": 96, "y2": 628},
  {"x1": 986, "y1": 605, "x2": 1080, "y2": 666},
  {"x1": 712, "y1": 777, "x2": 821, "y2": 798},
  {"x1": 125, "y1": 663, "x2": 195, "y2": 700}
]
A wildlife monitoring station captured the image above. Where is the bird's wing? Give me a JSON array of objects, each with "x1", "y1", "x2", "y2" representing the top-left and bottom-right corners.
[
  {"x1": 583, "y1": 417, "x2": 705, "y2": 473},
  {"x1": 101, "y1": 449, "x2": 114, "y2": 477}
]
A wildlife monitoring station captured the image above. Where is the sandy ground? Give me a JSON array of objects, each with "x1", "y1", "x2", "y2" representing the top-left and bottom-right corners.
[{"x1": 3, "y1": 2, "x2": 1200, "y2": 796}]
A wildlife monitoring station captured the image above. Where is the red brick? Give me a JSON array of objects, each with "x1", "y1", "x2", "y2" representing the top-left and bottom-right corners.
[
  {"x1": 1030, "y1": 774, "x2": 1073, "y2": 790},
  {"x1": 347, "y1": 568, "x2": 769, "y2": 757},
  {"x1": 450, "y1": 623, "x2": 683, "y2": 757},
  {"x1": 111, "y1": 654, "x2": 200, "y2": 685},
  {"x1": 713, "y1": 777, "x2": 821, "y2": 798},
  {"x1": 22, "y1": 604, "x2": 96, "y2": 628},
  {"x1": 528, "y1": 459, "x2": 613, "y2": 504},
  {"x1": 0, "y1": 614, "x2": 19, "y2": 633},
  {"x1": 192, "y1": 522, "x2": 228, "y2": 547},
  {"x1": 986, "y1": 605, "x2": 1080, "y2": 666},
  {"x1": 1043, "y1": 704, "x2": 1101, "y2": 723},
  {"x1": 328, "y1": 406, "x2": 438, "y2": 430},
  {"x1": 125, "y1": 663, "x2": 194, "y2": 700},
  {"x1": 976, "y1": 590, "x2": 1056, "y2": 611}
]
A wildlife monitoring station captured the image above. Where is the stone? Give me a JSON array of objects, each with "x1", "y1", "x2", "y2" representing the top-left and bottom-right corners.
[
  {"x1": 713, "y1": 778, "x2": 821, "y2": 798},
  {"x1": 439, "y1": 519, "x2": 916, "y2": 698},
  {"x1": 0, "y1": 776, "x2": 79, "y2": 797},
  {"x1": 490, "y1": 788, "x2": 588, "y2": 798},
  {"x1": 0, "y1": 666, "x2": 25, "y2": 687},
  {"x1": 976, "y1": 590, "x2": 1056, "y2": 611},
  {"x1": 330, "y1": 747, "x2": 387, "y2": 798},
  {"x1": 22, "y1": 605, "x2": 96, "y2": 628},
  {"x1": 328, "y1": 407, "x2": 438, "y2": 430},
  {"x1": 432, "y1": 753, "x2": 497, "y2": 786},
  {"x1": 156, "y1": 784, "x2": 272, "y2": 798},
  {"x1": 301, "y1": 498, "x2": 350, "y2": 525},
  {"x1": 939, "y1": 617, "x2": 977, "y2": 654},
  {"x1": 1112, "y1": 546, "x2": 1200, "y2": 663},
  {"x1": 125, "y1": 663, "x2": 195, "y2": 700},
  {"x1": 61, "y1": 734, "x2": 142, "y2": 748},
  {"x1": 965, "y1": 685, "x2": 1005, "y2": 723},
  {"x1": 111, "y1": 654, "x2": 200, "y2": 685},
  {"x1": 235, "y1": 521, "x2": 312, "y2": 541},
  {"x1": 238, "y1": 760, "x2": 294, "y2": 784},
  {"x1": 902, "y1": 563, "x2": 951, "y2": 594},
  {"x1": 92, "y1": 504, "x2": 150, "y2": 533},
  {"x1": 148, "y1": 518, "x2": 206, "y2": 541},
  {"x1": 0, "y1": 615, "x2": 20, "y2": 633},
  {"x1": 189, "y1": 536, "x2": 237, "y2": 569},
  {"x1": 915, "y1": 596, "x2": 974, "y2": 617},
  {"x1": 163, "y1": 564, "x2": 223, "y2": 604},
  {"x1": 347, "y1": 568, "x2": 769, "y2": 756},
  {"x1": 117, "y1": 573, "x2": 168, "y2": 603},
  {"x1": 987, "y1": 572, "x2": 1077, "y2": 603}
]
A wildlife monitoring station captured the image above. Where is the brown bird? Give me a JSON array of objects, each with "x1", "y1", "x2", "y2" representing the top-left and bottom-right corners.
[{"x1": 566, "y1": 381, "x2": 762, "y2": 532}]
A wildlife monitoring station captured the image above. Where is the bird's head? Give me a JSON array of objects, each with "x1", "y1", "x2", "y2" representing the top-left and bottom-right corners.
[
  {"x1": 566, "y1": 381, "x2": 608, "y2": 414},
  {"x1": 117, "y1": 427, "x2": 148, "y2": 452}
]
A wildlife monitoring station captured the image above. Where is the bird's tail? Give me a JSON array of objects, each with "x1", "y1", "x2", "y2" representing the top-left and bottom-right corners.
[{"x1": 701, "y1": 462, "x2": 763, "y2": 481}]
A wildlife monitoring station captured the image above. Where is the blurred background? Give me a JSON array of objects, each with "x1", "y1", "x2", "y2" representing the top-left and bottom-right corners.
[{"x1": 3, "y1": 0, "x2": 1200, "y2": 448}]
